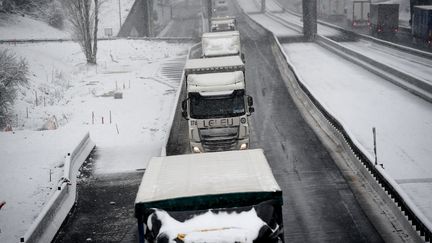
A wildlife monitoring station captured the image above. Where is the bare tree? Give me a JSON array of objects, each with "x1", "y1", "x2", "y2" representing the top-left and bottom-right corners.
[
  {"x1": 0, "y1": 49, "x2": 28, "y2": 126},
  {"x1": 63, "y1": 0, "x2": 102, "y2": 64}
]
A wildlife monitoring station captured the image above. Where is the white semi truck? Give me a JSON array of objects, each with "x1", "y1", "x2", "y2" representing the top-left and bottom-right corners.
[
  {"x1": 134, "y1": 149, "x2": 284, "y2": 242},
  {"x1": 201, "y1": 30, "x2": 244, "y2": 61},
  {"x1": 181, "y1": 55, "x2": 254, "y2": 153}
]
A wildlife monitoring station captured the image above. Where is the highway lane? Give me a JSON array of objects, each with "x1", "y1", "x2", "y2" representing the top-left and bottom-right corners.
[
  {"x1": 236, "y1": 11, "x2": 382, "y2": 242},
  {"x1": 158, "y1": 0, "x2": 203, "y2": 38},
  {"x1": 53, "y1": 151, "x2": 142, "y2": 243},
  {"x1": 166, "y1": 2, "x2": 383, "y2": 242},
  {"x1": 54, "y1": 1, "x2": 383, "y2": 242}
]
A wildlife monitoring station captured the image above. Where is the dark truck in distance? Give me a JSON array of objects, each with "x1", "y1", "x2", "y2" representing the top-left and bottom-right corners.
[
  {"x1": 369, "y1": 3, "x2": 399, "y2": 35},
  {"x1": 134, "y1": 149, "x2": 284, "y2": 243},
  {"x1": 412, "y1": 5, "x2": 432, "y2": 44}
]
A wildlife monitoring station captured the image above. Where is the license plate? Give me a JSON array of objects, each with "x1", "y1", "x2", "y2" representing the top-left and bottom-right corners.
[{"x1": 197, "y1": 118, "x2": 239, "y2": 128}]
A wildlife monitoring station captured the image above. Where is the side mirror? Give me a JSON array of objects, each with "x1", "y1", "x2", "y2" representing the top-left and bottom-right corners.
[
  {"x1": 241, "y1": 53, "x2": 246, "y2": 63},
  {"x1": 182, "y1": 110, "x2": 188, "y2": 119},
  {"x1": 182, "y1": 99, "x2": 187, "y2": 111},
  {"x1": 247, "y1": 96, "x2": 253, "y2": 106},
  {"x1": 181, "y1": 100, "x2": 188, "y2": 119}
]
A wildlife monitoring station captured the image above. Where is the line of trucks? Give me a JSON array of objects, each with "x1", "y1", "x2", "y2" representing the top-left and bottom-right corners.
[
  {"x1": 134, "y1": 16, "x2": 285, "y2": 242},
  {"x1": 318, "y1": 0, "x2": 432, "y2": 43}
]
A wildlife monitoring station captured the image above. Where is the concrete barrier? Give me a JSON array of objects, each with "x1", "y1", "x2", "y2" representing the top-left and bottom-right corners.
[
  {"x1": 160, "y1": 43, "x2": 200, "y2": 156},
  {"x1": 21, "y1": 132, "x2": 95, "y2": 243}
]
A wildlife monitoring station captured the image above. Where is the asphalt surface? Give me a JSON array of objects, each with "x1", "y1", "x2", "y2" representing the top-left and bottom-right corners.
[
  {"x1": 165, "y1": 1, "x2": 384, "y2": 242},
  {"x1": 53, "y1": 150, "x2": 143, "y2": 243}
]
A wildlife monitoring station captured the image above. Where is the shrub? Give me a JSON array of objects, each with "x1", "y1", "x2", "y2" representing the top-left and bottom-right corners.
[
  {"x1": 0, "y1": 49, "x2": 28, "y2": 127},
  {"x1": 47, "y1": 1, "x2": 64, "y2": 29}
]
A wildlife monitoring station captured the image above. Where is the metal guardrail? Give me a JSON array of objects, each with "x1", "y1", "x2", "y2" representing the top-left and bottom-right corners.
[
  {"x1": 242, "y1": 7, "x2": 431, "y2": 242},
  {"x1": 315, "y1": 20, "x2": 432, "y2": 60},
  {"x1": 0, "y1": 37, "x2": 199, "y2": 44},
  {"x1": 20, "y1": 132, "x2": 95, "y2": 243}
]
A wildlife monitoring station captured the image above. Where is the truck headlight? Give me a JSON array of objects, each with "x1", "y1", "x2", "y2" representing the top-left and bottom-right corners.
[
  {"x1": 240, "y1": 143, "x2": 248, "y2": 150},
  {"x1": 193, "y1": 146, "x2": 201, "y2": 153}
]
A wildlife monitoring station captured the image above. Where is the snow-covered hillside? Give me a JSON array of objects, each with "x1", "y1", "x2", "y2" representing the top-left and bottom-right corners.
[
  {"x1": 0, "y1": 39, "x2": 189, "y2": 242},
  {"x1": 0, "y1": 0, "x2": 136, "y2": 40}
]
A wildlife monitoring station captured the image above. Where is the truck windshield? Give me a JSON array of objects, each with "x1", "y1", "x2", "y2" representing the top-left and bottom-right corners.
[{"x1": 190, "y1": 90, "x2": 245, "y2": 119}]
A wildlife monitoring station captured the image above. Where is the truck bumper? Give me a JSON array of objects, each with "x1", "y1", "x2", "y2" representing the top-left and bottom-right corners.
[{"x1": 190, "y1": 137, "x2": 250, "y2": 153}]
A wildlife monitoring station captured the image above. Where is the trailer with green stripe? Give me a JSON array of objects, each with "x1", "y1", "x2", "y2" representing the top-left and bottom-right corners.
[{"x1": 135, "y1": 149, "x2": 284, "y2": 242}]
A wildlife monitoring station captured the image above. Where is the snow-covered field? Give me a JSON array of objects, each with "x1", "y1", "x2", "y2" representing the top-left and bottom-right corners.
[
  {"x1": 0, "y1": 0, "x2": 135, "y2": 40},
  {"x1": 0, "y1": 39, "x2": 189, "y2": 242},
  {"x1": 0, "y1": 128, "x2": 88, "y2": 242}
]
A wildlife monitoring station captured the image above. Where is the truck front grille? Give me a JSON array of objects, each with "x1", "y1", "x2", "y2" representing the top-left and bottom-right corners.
[{"x1": 199, "y1": 127, "x2": 239, "y2": 152}]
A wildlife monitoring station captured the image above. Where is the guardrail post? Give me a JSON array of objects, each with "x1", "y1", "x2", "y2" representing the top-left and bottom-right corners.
[{"x1": 373, "y1": 127, "x2": 377, "y2": 166}]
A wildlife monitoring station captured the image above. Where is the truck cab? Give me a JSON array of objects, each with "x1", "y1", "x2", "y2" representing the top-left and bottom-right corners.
[
  {"x1": 181, "y1": 56, "x2": 254, "y2": 153},
  {"x1": 369, "y1": 3, "x2": 399, "y2": 35}
]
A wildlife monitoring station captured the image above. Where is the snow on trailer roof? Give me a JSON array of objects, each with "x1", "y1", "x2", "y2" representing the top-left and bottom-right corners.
[
  {"x1": 184, "y1": 56, "x2": 244, "y2": 74},
  {"x1": 187, "y1": 71, "x2": 245, "y2": 93},
  {"x1": 135, "y1": 149, "x2": 281, "y2": 213},
  {"x1": 202, "y1": 30, "x2": 240, "y2": 38},
  {"x1": 210, "y1": 16, "x2": 236, "y2": 21}
]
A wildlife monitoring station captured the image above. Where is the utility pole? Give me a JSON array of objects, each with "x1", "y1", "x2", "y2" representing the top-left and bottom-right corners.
[
  {"x1": 207, "y1": 0, "x2": 212, "y2": 30},
  {"x1": 118, "y1": 0, "x2": 122, "y2": 29},
  {"x1": 144, "y1": 0, "x2": 154, "y2": 36},
  {"x1": 302, "y1": 0, "x2": 317, "y2": 41}
]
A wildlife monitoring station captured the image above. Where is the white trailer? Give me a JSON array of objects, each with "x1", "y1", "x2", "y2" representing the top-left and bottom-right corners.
[
  {"x1": 181, "y1": 56, "x2": 254, "y2": 153},
  {"x1": 346, "y1": 0, "x2": 371, "y2": 27},
  {"x1": 201, "y1": 31, "x2": 242, "y2": 60},
  {"x1": 134, "y1": 149, "x2": 284, "y2": 243}
]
